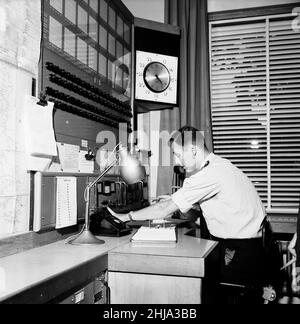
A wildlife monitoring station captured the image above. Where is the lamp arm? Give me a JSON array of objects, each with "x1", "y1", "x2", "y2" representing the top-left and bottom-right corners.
[
  {"x1": 87, "y1": 157, "x2": 118, "y2": 190},
  {"x1": 86, "y1": 142, "x2": 124, "y2": 190},
  {"x1": 84, "y1": 157, "x2": 118, "y2": 231}
]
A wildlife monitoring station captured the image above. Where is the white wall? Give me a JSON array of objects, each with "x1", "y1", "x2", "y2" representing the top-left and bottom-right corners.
[
  {"x1": 208, "y1": 0, "x2": 300, "y2": 12},
  {"x1": 121, "y1": 0, "x2": 165, "y2": 23}
]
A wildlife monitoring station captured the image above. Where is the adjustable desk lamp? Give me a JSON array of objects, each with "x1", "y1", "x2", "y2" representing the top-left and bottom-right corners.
[{"x1": 68, "y1": 143, "x2": 146, "y2": 245}]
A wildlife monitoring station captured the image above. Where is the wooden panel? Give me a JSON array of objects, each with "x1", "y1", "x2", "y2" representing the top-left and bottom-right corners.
[
  {"x1": 108, "y1": 229, "x2": 218, "y2": 277},
  {"x1": 109, "y1": 253, "x2": 205, "y2": 277},
  {"x1": 208, "y1": 3, "x2": 298, "y2": 22},
  {"x1": 108, "y1": 271, "x2": 201, "y2": 304},
  {"x1": 0, "y1": 229, "x2": 78, "y2": 259},
  {"x1": 2, "y1": 255, "x2": 107, "y2": 304}
]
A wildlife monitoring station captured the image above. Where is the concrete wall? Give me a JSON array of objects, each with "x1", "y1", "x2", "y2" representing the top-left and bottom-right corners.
[{"x1": 0, "y1": 0, "x2": 41, "y2": 237}]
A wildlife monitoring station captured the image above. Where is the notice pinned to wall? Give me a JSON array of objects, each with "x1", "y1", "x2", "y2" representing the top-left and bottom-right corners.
[
  {"x1": 78, "y1": 150, "x2": 94, "y2": 173},
  {"x1": 56, "y1": 177, "x2": 77, "y2": 229},
  {"x1": 24, "y1": 96, "x2": 57, "y2": 172},
  {"x1": 57, "y1": 143, "x2": 95, "y2": 173},
  {"x1": 57, "y1": 143, "x2": 80, "y2": 173}
]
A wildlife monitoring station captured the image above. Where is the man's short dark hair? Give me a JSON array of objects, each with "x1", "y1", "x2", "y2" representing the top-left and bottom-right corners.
[{"x1": 168, "y1": 126, "x2": 207, "y2": 150}]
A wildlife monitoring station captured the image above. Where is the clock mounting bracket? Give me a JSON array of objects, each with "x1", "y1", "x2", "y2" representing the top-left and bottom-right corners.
[{"x1": 134, "y1": 18, "x2": 181, "y2": 112}]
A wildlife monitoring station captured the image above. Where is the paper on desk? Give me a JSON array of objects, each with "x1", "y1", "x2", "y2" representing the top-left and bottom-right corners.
[
  {"x1": 24, "y1": 96, "x2": 57, "y2": 157},
  {"x1": 56, "y1": 177, "x2": 77, "y2": 229},
  {"x1": 131, "y1": 226, "x2": 176, "y2": 242}
]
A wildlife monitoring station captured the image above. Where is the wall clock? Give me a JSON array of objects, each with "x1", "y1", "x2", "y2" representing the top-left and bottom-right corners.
[{"x1": 135, "y1": 50, "x2": 178, "y2": 104}]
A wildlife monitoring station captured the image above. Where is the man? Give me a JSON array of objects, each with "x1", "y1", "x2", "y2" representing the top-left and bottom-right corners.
[{"x1": 112, "y1": 126, "x2": 268, "y2": 292}]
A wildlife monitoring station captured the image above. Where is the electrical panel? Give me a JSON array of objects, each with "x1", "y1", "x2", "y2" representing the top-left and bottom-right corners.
[
  {"x1": 58, "y1": 271, "x2": 108, "y2": 304},
  {"x1": 33, "y1": 172, "x2": 149, "y2": 232}
]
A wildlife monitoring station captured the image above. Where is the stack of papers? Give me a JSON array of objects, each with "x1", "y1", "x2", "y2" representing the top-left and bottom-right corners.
[{"x1": 131, "y1": 226, "x2": 177, "y2": 244}]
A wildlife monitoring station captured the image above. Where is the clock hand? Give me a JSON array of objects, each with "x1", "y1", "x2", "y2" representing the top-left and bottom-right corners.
[{"x1": 155, "y1": 74, "x2": 163, "y2": 84}]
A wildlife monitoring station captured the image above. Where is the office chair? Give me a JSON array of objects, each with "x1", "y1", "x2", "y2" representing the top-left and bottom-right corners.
[
  {"x1": 217, "y1": 218, "x2": 284, "y2": 304},
  {"x1": 279, "y1": 195, "x2": 300, "y2": 301}
]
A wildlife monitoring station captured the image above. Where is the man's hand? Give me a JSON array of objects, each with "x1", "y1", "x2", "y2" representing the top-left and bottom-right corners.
[
  {"x1": 151, "y1": 195, "x2": 171, "y2": 204},
  {"x1": 106, "y1": 206, "x2": 130, "y2": 223}
]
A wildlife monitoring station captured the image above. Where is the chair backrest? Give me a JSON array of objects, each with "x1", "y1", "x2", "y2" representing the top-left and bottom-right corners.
[{"x1": 261, "y1": 218, "x2": 284, "y2": 291}]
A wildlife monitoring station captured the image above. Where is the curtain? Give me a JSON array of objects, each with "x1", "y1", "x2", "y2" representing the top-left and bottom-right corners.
[
  {"x1": 164, "y1": 0, "x2": 213, "y2": 151},
  {"x1": 155, "y1": 0, "x2": 213, "y2": 196}
]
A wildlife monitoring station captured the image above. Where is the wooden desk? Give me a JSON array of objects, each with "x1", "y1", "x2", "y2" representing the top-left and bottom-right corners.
[
  {"x1": 108, "y1": 228, "x2": 219, "y2": 304},
  {"x1": 0, "y1": 234, "x2": 131, "y2": 304}
]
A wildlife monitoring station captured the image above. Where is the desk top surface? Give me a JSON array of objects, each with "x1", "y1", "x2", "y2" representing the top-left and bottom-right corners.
[
  {"x1": 0, "y1": 233, "x2": 131, "y2": 302},
  {"x1": 0, "y1": 227, "x2": 218, "y2": 302},
  {"x1": 109, "y1": 227, "x2": 217, "y2": 259},
  {"x1": 108, "y1": 228, "x2": 218, "y2": 278}
]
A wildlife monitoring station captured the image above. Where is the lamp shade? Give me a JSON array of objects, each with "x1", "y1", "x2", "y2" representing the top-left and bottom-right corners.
[{"x1": 119, "y1": 147, "x2": 146, "y2": 184}]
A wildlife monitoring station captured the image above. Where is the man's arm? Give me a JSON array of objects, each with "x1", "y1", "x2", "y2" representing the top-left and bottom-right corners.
[
  {"x1": 108, "y1": 199, "x2": 179, "y2": 223},
  {"x1": 131, "y1": 199, "x2": 179, "y2": 221}
]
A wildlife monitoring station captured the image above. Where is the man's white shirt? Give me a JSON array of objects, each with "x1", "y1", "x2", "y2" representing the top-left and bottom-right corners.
[{"x1": 171, "y1": 153, "x2": 265, "y2": 239}]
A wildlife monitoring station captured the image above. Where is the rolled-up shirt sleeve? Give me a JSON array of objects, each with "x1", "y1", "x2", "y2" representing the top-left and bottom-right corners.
[{"x1": 171, "y1": 173, "x2": 220, "y2": 213}]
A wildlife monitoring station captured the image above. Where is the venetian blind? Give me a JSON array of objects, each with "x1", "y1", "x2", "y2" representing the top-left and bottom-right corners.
[
  {"x1": 210, "y1": 15, "x2": 300, "y2": 213},
  {"x1": 269, "y1": 17, "x2": 300, "y2": 210}
]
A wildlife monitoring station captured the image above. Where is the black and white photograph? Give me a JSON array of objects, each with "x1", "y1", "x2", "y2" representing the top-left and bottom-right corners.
[{"x1": 0, "y1": 0, "x2": 300, "y2": 308}]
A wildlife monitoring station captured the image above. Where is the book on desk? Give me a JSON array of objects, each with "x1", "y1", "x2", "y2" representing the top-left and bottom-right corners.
[{"x1": 130, "y1": 221, "x2": 177, "y2": 246}]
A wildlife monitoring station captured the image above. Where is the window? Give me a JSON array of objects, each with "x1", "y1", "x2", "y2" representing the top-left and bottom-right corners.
[
  {"x1": 45, "y1": 0, "x2": 132, "y2": 95},
  {"x1": 209, "y1": 13, "x2": 300, "y2": 214}
]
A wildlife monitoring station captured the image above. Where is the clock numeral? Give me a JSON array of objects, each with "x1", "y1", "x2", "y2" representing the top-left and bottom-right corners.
[
  {"x1": 154, "y1": 94, "x2": 159, "y2": 99},
  {"x1": 164, "y1": 92, "x2": 168, "y2": 96},
  {"x1": 139, "y1": 83, "x2": 144, "y2": 88},
  {"x1": 139, "y1": 63, "x2": 145, "y2": 68},
  {"x1": 147, "y1": 57, "x2": 152, "y2": 63}
]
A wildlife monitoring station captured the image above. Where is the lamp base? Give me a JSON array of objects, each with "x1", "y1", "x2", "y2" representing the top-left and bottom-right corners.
[{"x1": 68, "y1": 229, "x2": 105, "y2": 245}]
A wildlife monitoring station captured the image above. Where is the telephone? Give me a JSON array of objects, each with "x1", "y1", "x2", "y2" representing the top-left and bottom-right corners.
[{"x1": 89, "y1": 207, "x2": 132, "y2": 237}]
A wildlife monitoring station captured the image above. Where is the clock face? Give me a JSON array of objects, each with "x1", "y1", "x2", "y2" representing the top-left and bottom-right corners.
[
  {"x1": 144, "y1": 62, "x2": 170, "y2": 93},
  {"x1": 135, "y1": 51, "x2": 178, "y2": 104}
]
